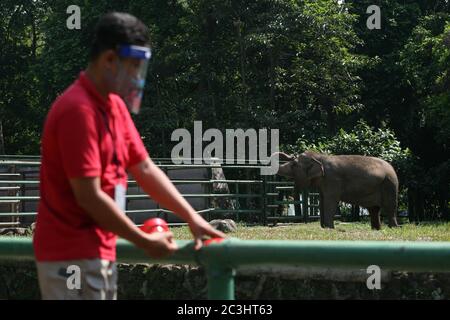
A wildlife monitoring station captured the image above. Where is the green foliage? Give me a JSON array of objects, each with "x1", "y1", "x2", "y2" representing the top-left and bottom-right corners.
[
  {"x1": 400, "y1": 15, "x2": 450, "y2": 146},
  {"x1": 287, "y1": 120, "x2": 412, "y2": 161},
  {"x1": 0, "y1": 0, "x2": 448, "y2": 219},
  {"x1": 0, "y1": 0, "x2": 48, "y2": 154}
]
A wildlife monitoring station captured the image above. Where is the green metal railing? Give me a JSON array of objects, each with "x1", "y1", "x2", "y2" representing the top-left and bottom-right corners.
[{"x1": 1, "y1": 237, "x2": 450, "y2": 299}]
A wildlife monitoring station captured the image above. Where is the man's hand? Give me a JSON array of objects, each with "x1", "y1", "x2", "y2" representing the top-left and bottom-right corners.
[
  {"x1": 186, "y1": 213, "x2": 227, "y2": 250},
  {"x1": 138, "y1": 231, "x2": 178, "y2": 259},
  {"x1": 129, "y1": 158, "x2": 227, "y2": 250},
  {"x1": 69, "y1": 176, "x2": 178, "y2": 258}
]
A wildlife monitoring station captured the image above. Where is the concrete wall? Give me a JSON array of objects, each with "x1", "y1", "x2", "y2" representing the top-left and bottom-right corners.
[
  {"x1": 1, "y1": 260, "x2": 449, "y2": 300},
  {"x1": 126, "y1": 167, "x2": 211, "y2": 224}
]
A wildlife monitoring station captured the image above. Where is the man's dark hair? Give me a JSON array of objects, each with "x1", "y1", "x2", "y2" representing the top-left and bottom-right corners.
[{"x1": 90, "y1": 12, "x2": 150, "y2": 61}]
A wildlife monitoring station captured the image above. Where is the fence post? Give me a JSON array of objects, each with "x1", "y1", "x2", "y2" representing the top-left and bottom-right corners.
[
  {"x1": 245, "y1": 170, "x2": 250, "y2": 210},
  {"x1": 235, "y1": 181, "x2": 240, "y2": 221},
  {"x1": 10, "y1": 164, "x2": 19, "y2": 224},
  {"x1": 208, "y1": 179, "x2": 212, "y2": 221},
  {"x1": 206, "y1": 264, "x2": 235, "y2": 300},
  {"x1": 158, "y1": 163, "x2": 164, "y2": 220},
  {"x1": 302, "y1": 190, "x2": 309, "y2": 223},
  {"x1": 261, "y1": 175, "x2": 267, "y2": 225}
]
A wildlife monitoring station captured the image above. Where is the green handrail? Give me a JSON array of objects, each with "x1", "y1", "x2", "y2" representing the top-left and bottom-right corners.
[
  {"x1": 0, "y1": 194, "x2": 263, "y2": 201},
  {"x1": 0, "y1": 160, "x2": 268, "y2": 170},
  {"x1": 1, "y1": 237, "x2": 450, "y2": 299},
  {"x1": 0, "y1": 208, "x2": 216, "y2": 217},
  {"x1": 0, "y1": 179, "x2": 265, "y2": 185}
]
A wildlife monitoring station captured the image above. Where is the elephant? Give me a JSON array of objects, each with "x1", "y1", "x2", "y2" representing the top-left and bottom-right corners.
[{"x1": 273, "y1": 151, "x2": 400, "y2": 230}]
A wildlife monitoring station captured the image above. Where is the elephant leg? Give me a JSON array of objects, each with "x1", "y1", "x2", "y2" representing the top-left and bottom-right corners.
[
  {"x1": 381, "y1": 196, "x2": 399, "y2": 228},
  {"x1": 381, "y1": 179, "x2": 399, "y2": 228},
  {"x1": 322, "y1": 196, "x2": 339, "y2": 229},
  {"x1": 384, "y1": 204, "x2": 399, "y2": 228},
  {"x1": 388, "y1": 218, "x2": 399, "y2": 228},
  {"x1": 368, "y1": 206, "x2": 381, "y2": 230}
]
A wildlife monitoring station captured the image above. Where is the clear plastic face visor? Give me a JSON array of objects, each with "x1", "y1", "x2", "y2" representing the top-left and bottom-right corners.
[{"x1": 116, "y1": 45, "x2": 152, "y2": 114}]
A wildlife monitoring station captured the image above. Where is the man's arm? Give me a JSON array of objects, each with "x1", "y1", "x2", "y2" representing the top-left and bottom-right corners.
[
  {"x1": 129, "y1": 157, "x2": 226, "y2": 249},
  {"x1": 69, "y1": 177, "x2": 177, "y2": 258}
]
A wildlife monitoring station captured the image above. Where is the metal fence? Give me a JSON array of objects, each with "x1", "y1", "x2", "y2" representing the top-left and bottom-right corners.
[{"x1": 0, "y1": 155, "x2": 326, "y2": 227}]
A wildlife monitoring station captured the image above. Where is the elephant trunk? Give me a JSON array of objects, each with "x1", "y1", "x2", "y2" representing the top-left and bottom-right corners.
[{"x1": 271, "y1": 152, "x2": 294, "y2": 162}]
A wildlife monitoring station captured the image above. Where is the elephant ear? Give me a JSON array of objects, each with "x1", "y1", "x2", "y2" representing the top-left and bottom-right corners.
[{"x1": 300, "y1": 153, "x2": 324, "y2": 179}]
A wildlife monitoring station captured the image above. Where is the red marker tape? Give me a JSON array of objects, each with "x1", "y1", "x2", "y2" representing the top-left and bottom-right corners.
[
  {"x1": 203, "y1": 237, "x2": 225, "y2": 246},
  {"x1": 140, "y1": 218, "x2": 170, "y2": 234}
]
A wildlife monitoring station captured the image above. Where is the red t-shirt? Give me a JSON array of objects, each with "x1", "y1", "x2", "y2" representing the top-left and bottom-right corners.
[{"x1": 33, "y1": 71, "x2": 148, "y2": 262}]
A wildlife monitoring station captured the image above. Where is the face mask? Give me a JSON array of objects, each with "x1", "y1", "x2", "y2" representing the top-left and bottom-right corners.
[{"x1": 114, "y1": 45, "x2": 151, "y2": 114}]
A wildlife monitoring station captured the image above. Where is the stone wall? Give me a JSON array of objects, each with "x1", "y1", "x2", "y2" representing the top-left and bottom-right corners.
[{"x1": 0, "y1": 261, "x2": 448, "y2": 300}]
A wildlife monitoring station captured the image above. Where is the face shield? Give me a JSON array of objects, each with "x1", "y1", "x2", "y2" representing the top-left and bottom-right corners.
[{"x1": 115, "y1": 45, "x2": 152, "y2": 114}]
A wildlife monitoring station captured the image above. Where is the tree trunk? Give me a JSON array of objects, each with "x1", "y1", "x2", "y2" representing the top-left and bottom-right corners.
[
  {"x1": 441, "y1": 198, "x2": 449, "y2": 221},
  {"x1": 0, "y1": 120, "x2": 5, "y2": 155},
  {"x1": 156, "y1": 82, "x2": 165, "y2": 158},
  {"x1": 238, "y1": 27, "x2": 246, "y2": 90},
  {"x1": 203, "y1": 12, "x2": 218, "y2": 127},
  {"x1": 235, "y1": 19, "x2": 248, "y2": 111},
  {"x1": 161, "y1": 129, "x2": 166, "y2": 159},
  {"x1": 30, "y1": 11, "x2": 37, "y2": 60},
  {"x1": 206, "y1": 77, "x2": 217, "y2": 126},
  {"x1": 416, "y1": 191, "x2": 425, "y2": 222},
  {"x1": 326, "y1": 105, "x2": 337, "y2": 134},
  {"x1": 269, "y1": 47, "x2": 275, "y2": 112},
  {"x1": 351, "y1": 205, "x2": 360, "y2": 221},
  {"x1": 439, "y1": 182, "x2": 449, "y2": 221},
  {"x1": 408, "y1": 188, "x2": 416, "y2": 223}
]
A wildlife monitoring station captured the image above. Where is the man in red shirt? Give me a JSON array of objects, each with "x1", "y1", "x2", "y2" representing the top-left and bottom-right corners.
[{"x1": 33, "y1": 12, "x2": 225, "y2": 300}]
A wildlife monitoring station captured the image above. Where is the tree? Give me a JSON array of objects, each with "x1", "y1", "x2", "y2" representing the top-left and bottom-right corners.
[
  {"x1": 399, "y1": 14, "x2": 450, "y2": 221},
  {"x1": 0, "y1": 0, "x2": 48, "y2": 154}
]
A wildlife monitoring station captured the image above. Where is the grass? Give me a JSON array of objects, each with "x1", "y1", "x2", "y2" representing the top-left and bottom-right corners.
[
  {"x1": 1, "y1": 221, "x2": 449, "y2": 242},
  {"x1": 170, "y1": 221, "x2": 450, "y2": 242}
]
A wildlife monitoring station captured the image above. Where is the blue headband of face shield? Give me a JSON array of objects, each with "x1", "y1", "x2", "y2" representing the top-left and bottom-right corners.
[
  {"x1": 118, "y1": 45, "x2": 152, "y2": 60},
  {"x1": 115, "y1": 45, "x2": 152, "y2": 114}
]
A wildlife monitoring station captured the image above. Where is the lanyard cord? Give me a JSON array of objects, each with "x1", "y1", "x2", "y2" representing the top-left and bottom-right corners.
[{"x1": 99, "y1": 109, "x2": 123, "y2": 180}]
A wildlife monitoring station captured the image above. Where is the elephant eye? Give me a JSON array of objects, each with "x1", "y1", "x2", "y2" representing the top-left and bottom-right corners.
[{"x1": 292, "y1": 161, "x2": 298, "y2": 167}]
